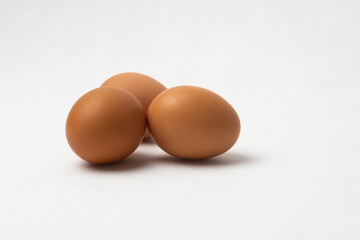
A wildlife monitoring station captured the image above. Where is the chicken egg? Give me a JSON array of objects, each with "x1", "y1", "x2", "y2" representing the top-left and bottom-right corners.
[
  {"x1": 147, "y1": 86, "x2": 240, "y2": 159},
  {"x1": 66, "y1": 87, "x2": 146, "y2": 164},
  {"x1": 101, "y1": 72, "x2": 166, "y2": 139}
]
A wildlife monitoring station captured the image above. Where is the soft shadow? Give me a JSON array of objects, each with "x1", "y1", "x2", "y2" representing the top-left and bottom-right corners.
[
  {"x1": 77, "y1": 150, "x2": 257, "y2": 172},
  {"x1": 156, "y1": 152, "x2": 257, "y2": 167},
  {"x1": 141, "y1": 138, "x2": 156, "y2": 145},
  {"x1": 78, "y1": 152, "x2": 149, "y2": 172}
]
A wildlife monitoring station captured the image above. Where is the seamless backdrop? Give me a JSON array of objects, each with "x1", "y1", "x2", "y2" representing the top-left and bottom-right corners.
[{"x1": 0, "y1": 0, "x2": 359, "y2": 239}]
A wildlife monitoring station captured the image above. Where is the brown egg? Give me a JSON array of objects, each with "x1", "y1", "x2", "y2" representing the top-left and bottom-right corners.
[
  {"x1": 66, "y1": 87, "x2": 146, "y2": 164},
  {"x1": 101, "y1": 72, "x2": 166, "y2": 139},
  {"x1": 147, "y1": 86, "x2": 240, "y2": 159}
]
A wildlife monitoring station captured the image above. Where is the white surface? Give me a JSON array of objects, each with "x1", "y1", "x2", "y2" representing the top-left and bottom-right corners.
[{"x1": 1, "y1": 0, "x2": 360, "y2": 239}]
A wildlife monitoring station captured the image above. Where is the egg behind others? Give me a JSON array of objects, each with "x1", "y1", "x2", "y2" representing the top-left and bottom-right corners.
[
  {"x1": 101, "y1": 72, "x2": 166, "y2": 139},
  {"x1": 66, "y1": 87, "x2": 146, "y2": 164},
  {"x1": 147, "y1": 86, "x2": 240, "y2": 159}
]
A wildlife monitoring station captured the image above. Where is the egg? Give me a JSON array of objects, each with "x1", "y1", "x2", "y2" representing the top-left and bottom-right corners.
[
  {"x1": 66, "y1": 87, "x2": 146, "y2": 164},
  {"x1": 101, "y1": 72, "x2": 166, "y2": 139},
  {"x1": 147, "y1": 86, "x2": 240, "y2": 159}
]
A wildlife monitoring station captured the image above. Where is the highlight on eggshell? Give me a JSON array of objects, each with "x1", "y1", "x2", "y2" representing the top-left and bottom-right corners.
[
  {"x1": 66, "y1": 87, "x2": 146, "y2": 164},
  {"x1": 66, "y1": 72, "x2": 241, "y2": 164},
  {"x1": 101, "y1": 72, "x2": 167, "y2": 139},
  {"x1": 147, "y1": 85, "x2": 241, "y2": 160}
]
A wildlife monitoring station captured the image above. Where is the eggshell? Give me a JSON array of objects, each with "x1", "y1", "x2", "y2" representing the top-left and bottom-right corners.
[
  {"x1": 66, "y1": 87, "x2": 146, "y2": 164},
  {"x1": 101, "y1": 72, "x2": 166, "y2": 139},
  {"x1": 147, "y1": 86, "x2": 240, "y2": 159}
]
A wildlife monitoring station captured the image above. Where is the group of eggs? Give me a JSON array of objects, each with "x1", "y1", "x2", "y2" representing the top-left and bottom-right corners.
[{"x1": 66, "y1": 72, "x2": 241, "y2": 164}]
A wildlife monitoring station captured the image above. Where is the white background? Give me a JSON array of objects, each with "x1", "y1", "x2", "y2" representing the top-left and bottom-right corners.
[{"x1": 1, "y1": 0, "x2": 359, "y2": 239}]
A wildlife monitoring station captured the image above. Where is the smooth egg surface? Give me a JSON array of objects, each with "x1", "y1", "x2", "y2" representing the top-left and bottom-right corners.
[
  {"x1": 66, "y1": 87, "x2": 146, "y2": 164},
  {"x1": 147, "y1": 85, "x2": 240, "y2": 159},
  {"x1": 101, "y1": 72, "x2": 166, "y2": 139}
]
